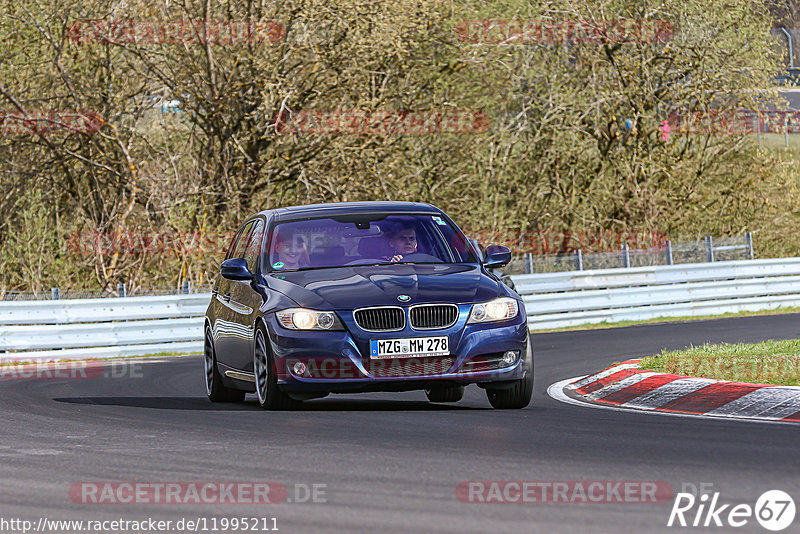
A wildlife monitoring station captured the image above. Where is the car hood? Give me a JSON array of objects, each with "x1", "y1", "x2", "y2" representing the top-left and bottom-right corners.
[{"x1": 264, "y1": 264, "x2": 499, "y2": 310}]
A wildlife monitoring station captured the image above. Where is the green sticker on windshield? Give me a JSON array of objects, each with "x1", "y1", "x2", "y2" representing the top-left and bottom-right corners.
[{"x1": 273, "y1": 262, "x2": 284, "y2": 269}]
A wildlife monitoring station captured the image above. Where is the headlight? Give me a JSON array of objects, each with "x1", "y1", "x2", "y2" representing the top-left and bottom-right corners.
[
  {"x1": 467, "y1": 297, "x2": 519, "y2": 324},
  {"x1": 276, "y1": 308, "x2": 344, "y2": 330}
]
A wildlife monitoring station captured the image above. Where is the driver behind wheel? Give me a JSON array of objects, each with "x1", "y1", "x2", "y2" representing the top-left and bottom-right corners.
[
  {"x1": 386, "y1": 223, "x2": 417, "y2": 262},
  {"x1": 273, "y1": 233, "x2": 310, "y2": 270}
]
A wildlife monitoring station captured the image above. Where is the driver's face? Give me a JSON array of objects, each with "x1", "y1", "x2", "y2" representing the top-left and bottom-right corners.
[
  {"x1": 277, "y1": 236, "x2": 306, "y2": 267},
  {"x1": 391, "y1": 229, "x2": 417, "y2": 255}
]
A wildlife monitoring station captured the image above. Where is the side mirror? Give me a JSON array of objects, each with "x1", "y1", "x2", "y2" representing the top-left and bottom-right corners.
[
  {"x1": 483, "y1": 245, "x2": 511, "y2": 268},
  {"x1": 220, "y1": 257, "x2": 253, "y2": 280}
]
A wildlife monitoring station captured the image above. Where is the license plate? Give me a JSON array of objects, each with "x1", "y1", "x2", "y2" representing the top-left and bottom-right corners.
[{"x1": 370, "y1": 336, "x2": 449, "y2": 359}]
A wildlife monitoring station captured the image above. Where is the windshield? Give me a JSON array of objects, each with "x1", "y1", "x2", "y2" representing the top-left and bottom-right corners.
[{"x1": 264, "y1": 214, "x2": 477, "y2": 272}]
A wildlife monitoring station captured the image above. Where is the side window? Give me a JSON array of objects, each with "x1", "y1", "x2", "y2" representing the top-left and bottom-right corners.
[
  {"x1": 243, "y1": 220, "x2": 265, "y2": 272},
  {"x1": 225, "y1": 228, "x2": 243, "y2": 260},
  {"x1": 230, "y1": 221, "x2": 255, "y2": 259},
  {"x1": 417, "y1": 223, "x2": 450, "y2": 261}
]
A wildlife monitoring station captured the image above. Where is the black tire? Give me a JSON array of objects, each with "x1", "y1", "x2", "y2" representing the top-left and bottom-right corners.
[
  {"x1": 486, "y1": 333, "x2": 534, "y2": 409},
  {"x1": 425, "y1": 385, "x2": 465, "y2": 403},
  {"x1": 254, "y1": 324, "x2": 298, "y2": 410},
  {"x1": 204, "y1": 325, "x2": 246, "y2": 403}
]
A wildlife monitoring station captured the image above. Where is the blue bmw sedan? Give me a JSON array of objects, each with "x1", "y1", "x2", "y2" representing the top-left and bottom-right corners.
[{"x1": 204, "y1": 202, "x2": 533, "y2": 410}]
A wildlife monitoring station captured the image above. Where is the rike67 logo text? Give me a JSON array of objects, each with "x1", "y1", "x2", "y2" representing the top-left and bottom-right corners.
[{"x1": 668, "y1": 489, "x2": 795, "y2": 531}]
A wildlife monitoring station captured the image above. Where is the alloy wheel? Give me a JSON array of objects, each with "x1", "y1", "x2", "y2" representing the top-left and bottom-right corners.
[
  {"x1": 204, "y1": 327, "x2": 215, "y2": 396},
  {"x1": 254, "y1": 329, "x2": 269, "y2": 404}
]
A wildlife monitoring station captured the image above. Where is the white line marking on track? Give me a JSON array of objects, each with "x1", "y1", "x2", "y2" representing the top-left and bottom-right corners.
[{"x1": 547, "y1": 377, "x2": 800, "y2": 426}]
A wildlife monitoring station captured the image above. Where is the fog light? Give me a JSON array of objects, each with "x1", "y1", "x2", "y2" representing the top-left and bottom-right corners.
[
  {"x1": 292, "y1": 362, "x2": 307, "y2": 376},
  {"x1": 501, "y1": 351, "x2": 518, "y2": 366}
]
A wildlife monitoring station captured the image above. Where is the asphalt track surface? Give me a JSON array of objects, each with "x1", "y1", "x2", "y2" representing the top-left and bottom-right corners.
[{"x1": 3, "y1": 314, "x2": 800, "y2": 534}]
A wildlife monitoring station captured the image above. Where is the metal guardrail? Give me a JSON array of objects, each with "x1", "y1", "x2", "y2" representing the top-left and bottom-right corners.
[
  {"x1": 0, "y1": 294, "x2": 210, "y2": 361},
  {"x1": 1, "y1": 282, "x2": 210, "y2": 301},
  {"x1": 503, "y1": 234, "x2": 753, "y2": 275},
  {"x1": 4, "y1": 256, "x2": 800, "y2": 359},
  {"x1": 510, "y1": 257, "x2": 800, "y2": 330}
]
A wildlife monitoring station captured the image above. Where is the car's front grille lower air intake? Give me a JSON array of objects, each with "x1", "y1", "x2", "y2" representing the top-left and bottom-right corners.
[
  {"x1": 353, "y1": 306, "x2": 405, "y2": 332},
  {"x1": 369, "y1": 356, "x2": 456, "y2": 378},
  {"x1": 409, "y1": 304, "x2": 458, "y2": 330}
]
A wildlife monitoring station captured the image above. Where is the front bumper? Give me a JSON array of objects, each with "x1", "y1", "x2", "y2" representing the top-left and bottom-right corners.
[{"x1": 264, "y1": 304, "x2": 530, "y2": 393}]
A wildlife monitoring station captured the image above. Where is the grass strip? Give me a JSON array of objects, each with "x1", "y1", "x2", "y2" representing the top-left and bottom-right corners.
[{"x1": 640, "y1": 339, "x2": 800, "y2": 386}]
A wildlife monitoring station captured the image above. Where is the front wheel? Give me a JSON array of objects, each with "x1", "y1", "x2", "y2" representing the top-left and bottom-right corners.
[
  {"x1": 204, "y1": 325, "x2": 245, "y2": 403},
  {"x1": 254, "y1": 325, "x2": 298, "y2": 410},
  {"x1": 486, "y1": 333, "x2": 534, "y2": 409}
]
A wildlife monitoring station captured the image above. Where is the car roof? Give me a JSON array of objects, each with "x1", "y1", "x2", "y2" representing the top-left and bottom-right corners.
[{"x1": 258, "y1": 201, "x2": 441, "y2": 222}]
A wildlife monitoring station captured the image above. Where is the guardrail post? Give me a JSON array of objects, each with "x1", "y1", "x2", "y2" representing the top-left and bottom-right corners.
[
  {"x1": 51, "y1": 287, "x2": 60, "y2": 300},
  {"x1": 755, "y1": 115, "x2": 762, "y2": 147},
  {"x1": 575, "y1": 249, "x2": 583, "y2": 271},
  {"x1": 705, "y1": 236, "x2": 714, "y2": 262},
  {"x1": 622, "y1": 244, "x2": 630, "y2": 268},
  {"x1": 665, "y1": 240, "x2": 673, "y2": 265},
  {"x1": 524, "y1": 252, "x2": 533, "y2": 274},
  {"x1": 746, "y1": 232, "x2": 754, "y2": 259},
  {"x1": 182, "y1": 281, "x2": 191, "y2": 294},
  {"x1": 786, "y1": 113, "x2": 789, "y2": 147},
  {"x1": 117, "y1": 283, "x2": 127, "y2": 298}
]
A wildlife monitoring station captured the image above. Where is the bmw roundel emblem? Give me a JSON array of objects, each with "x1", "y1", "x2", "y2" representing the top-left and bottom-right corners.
[{"x1": 397, "y1": 295, "x2": 411, "y2": 302}]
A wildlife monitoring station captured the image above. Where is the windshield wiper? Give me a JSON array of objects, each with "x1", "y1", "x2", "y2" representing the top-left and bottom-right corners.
[
  {"x1": 271, "y1": 261, "x2": 445, "y2": 273},
  {"x1": 351, "y1": 261, "x2": 429, "y2": 267},
  {"x1": 271, "y1": 265, "x2": 348, "y2": 273},
  {"x1": 382, "y1": 261, "x2": 444, "y2": 265}
]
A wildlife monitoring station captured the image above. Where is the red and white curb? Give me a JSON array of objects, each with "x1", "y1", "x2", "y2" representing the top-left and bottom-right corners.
[{"x1": 549, "y1": 359, "x2": 800, "y2": 423}]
